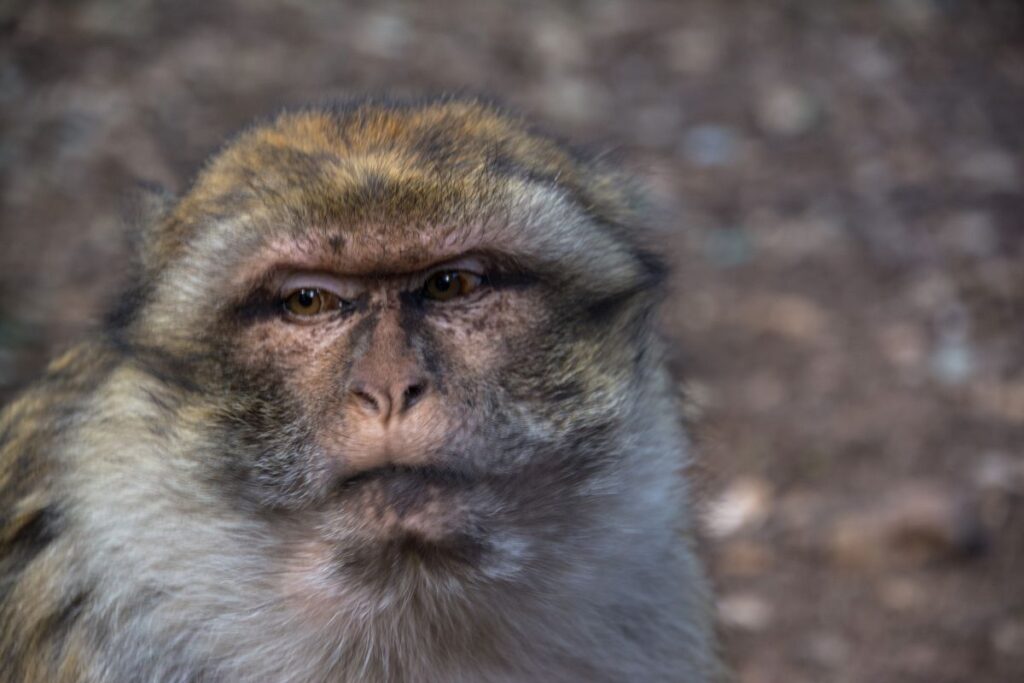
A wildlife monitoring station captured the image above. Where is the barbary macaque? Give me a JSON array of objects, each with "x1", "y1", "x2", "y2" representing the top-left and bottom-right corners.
[{"x1": 0, "y1": 96, "x2": 720, "y2": 682}]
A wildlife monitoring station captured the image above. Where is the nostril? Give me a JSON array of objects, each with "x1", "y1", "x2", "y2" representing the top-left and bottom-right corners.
[
  {"x1": 350, "y1": 379, "x2": 426, "y2": 418},
  {"x1": 401, "y1": 381, "x2": 427, "y2": 411},
  {"x1": 350, "y1": 384, "x2": 381, "y2": 413}
]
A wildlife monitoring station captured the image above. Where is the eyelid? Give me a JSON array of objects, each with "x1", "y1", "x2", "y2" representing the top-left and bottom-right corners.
[
  {"x1": 278, "y1": 272, "x2": 363, "y2": 300},
  {"x1": 423, "y1": 256, "x2": 486, "y2": 280}
]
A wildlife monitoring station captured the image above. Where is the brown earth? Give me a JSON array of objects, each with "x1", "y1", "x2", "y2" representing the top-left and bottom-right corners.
[{"x1": 1, "y1": 1, "x2": 1022, "y2": 681}]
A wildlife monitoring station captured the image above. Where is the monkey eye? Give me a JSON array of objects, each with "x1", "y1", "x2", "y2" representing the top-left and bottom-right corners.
[
  {"x1": 423, "y1": 270, "x2": 483, "y2": 302},
  {"x1": 277, "y1": 273, "x2": 360, "y2": 321},
  {"x1": 282, "y1": 288, "x2": 341, "y2": 317}
]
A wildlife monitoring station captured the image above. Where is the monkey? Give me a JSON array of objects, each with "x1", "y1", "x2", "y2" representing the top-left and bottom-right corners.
[{"x1": 0, "y1": 96, "x2": 721, "y2": 682}]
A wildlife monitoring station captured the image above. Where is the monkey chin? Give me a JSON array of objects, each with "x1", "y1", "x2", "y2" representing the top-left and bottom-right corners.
[{"x1": 327, "y1": 465, "x2": 486, "y2": 567}]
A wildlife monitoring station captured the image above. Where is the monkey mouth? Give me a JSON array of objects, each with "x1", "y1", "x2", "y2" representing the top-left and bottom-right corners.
[
  {"x1": 333, "y1": 464, "x2": 479, "y2": 542},
  {"x1": 337, "y1": 463, "x2": 475, "y2": 494}
]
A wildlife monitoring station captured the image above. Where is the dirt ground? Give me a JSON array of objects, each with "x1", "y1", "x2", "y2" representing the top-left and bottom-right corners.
[{"x1": 1, "y1": 1, "x2": 1022, "y2": 681}]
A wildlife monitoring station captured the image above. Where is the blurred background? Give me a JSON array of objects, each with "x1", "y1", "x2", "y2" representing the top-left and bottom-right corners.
[{"x1": 1, "y1": 1, "x2": 1022, "y2": 681}]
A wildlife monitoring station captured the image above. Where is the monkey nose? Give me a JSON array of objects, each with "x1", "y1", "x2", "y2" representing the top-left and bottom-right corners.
[{"x1": 348, "y1": 376, "x2": 430, "y2": 423}]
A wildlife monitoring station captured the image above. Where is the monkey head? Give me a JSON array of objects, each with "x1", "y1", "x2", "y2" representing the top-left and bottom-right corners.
[{"x1": 115, "y1": 97, "x2": 669, "y2": 592}]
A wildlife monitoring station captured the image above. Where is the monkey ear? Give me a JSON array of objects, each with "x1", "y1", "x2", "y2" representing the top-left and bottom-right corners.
[{"x1": 122, "y1": 181, "x2": 176, "y2": 271}]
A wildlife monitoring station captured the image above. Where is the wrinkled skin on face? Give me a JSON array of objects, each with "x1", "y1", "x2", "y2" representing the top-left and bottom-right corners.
[{"x1": 0, "y1": 97, "x2": 720, "y2": 682}]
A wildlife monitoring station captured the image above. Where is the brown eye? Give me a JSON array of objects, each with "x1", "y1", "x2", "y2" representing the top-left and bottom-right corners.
[
  {"x1": 424, "y1": 270, "x2": 482, "y2": 301},
  {"x1": 283, "y1": 288, "x2": 336, "y2": 317}
]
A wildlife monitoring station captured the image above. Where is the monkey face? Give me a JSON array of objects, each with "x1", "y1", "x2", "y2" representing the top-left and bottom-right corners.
[{"x1": 126, "y1": 100, "x2": 665, "y2": 584}]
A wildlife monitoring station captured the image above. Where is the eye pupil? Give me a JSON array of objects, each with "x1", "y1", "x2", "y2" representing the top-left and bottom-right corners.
[
  {"x1": 284, "y1": 288, "x2": 327, "y2": 316},
  {"x1": 425, "y1": 270, "x2": 480, "y2": 301}
]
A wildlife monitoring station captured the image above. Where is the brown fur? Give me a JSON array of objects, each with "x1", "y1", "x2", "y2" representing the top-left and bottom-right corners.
[{"x1": 1, "y1": 96, "x2": 720, "y2": 682}]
